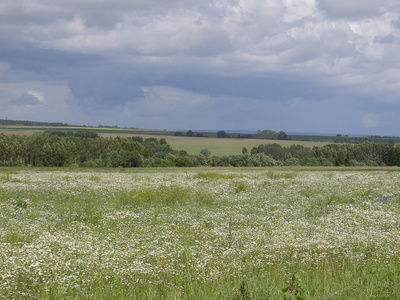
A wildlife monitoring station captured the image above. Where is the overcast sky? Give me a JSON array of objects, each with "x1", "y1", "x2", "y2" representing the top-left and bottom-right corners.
[{"x1": 1, "y1": 0, "x2": 400, "y2": 135}]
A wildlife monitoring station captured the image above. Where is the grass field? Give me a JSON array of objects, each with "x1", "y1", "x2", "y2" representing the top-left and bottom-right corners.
[
  {"x1": 0, "y1": 126, "x2": 329, "y2": 156},
  {"x1": 1, "y1": 167, "x2": 399, "y2": 299},
  {"x1": 0, "y1": 126, "x2": 166, "y2": 136},
  {"x1": 97, "y1": 133, "x2": 328, "y2": 156}
]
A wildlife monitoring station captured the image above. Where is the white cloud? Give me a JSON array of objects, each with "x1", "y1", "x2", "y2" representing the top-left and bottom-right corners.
[
  {"x1": 317, "y1": 0, "x2": 389, "y2": 19},
  {"x1": 361, "y1": 113, "x2": 381, "y2": 128},
  {"x1": 0, "y1": 61, "x2": 10, "y2": 72},
  {"x1": 27, "y1": 89, "x2": 44, "y2": 103},
  {"x1": 282, "y1": 0, "x2": 317, "y2": 23}
]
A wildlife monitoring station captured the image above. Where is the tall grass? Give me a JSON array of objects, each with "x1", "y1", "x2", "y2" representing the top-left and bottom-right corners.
[{"x1": 0, "y1": 169, "x2": 400, "y2": 299}]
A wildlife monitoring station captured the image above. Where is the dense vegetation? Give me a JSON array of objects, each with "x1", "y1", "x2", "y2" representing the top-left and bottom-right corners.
[
  {"x1": 183, "y1": 129, "x2": 400, "y2": 144},
  {"x1": 0, "y1": 119, "x2": 72, "y2": 127},
  {"x1": 1, "y1": 132, "x2": 400, "y2": 167},
  {"x1": 1, "y1": 169, "x2": 400, "y2": 298},
  {"x1": 2, "y1": 118, "x2": 400, "y2": 143}
]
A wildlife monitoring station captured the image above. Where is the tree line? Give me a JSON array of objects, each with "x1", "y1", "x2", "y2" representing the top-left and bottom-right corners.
[
  {"x1": 0, "y1": 119, "x2": 72, "y2": 127},
  {"x1": 0, "y1": 132, "x2": 400, "y2": 167}
]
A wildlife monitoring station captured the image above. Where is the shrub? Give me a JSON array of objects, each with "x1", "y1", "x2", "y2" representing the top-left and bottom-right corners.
[
  {"x1": 284, "y1": 157, "x2": 301, "y2": 166},
  {"x1": 258, "y1": 153, "x2": 277, "y2": 166},
  {"x1": 142, "y1": 157, "x2": 174, "y2": 167},
  {"x1": 302, "y1": 157, "x2": 319, "y2": 166}
]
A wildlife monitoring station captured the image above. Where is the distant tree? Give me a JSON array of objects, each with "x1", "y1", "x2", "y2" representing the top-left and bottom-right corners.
[
  {"x1": 238, "y1": 134, "x2": 253, "y2": 139},
  {"x1": 258, "y1": 153, "x2": 277, "y2": 166},
  {"x1": 73, "y1": 131, "x2": 99, "y2": 139},
  {"x1": 175, "y1": 155, "x2": 194, "y2": 167},
  {"x1": 262, "y1": 130, "x2": 276, "y2": 136},
  {"x1": 335, "y1": 150, "x2": 348, "y2": 166},
  {"x1": 200, "y1": 149, "x2": 211, "y2": 158},
  {"x1": 302, "y1": 157, "x2": 319, "y2": 166},
  {"x1": 277, "y1": 131, "x2": 288, "y2": 140},
  {"x1": 387, "y1": 145, "x2": 400, "y2": 166},
  {"x1": 284, "y1": 157, "x2": 301, "y2": 166},
  {"x1": 186, "y1": 130, "x2": 195, "y2": 137},
  {"x1": 131, "y1": 136, "x2": 144, "y2": 143},
  {"x1": 209, "y1": 156, "x2": 221, "y2": 167},
  {"x1": 178, "y1": 150, "x2": 188, "y2": 156},
  {"x1": 217, "y1": 131, "x2": 228, "y2": 138},
  {"x1": 218, "y1": 155, "x2": 230, "y2": 166}
]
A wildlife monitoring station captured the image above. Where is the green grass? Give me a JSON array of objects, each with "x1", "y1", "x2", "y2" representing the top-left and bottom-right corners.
[
  {"x1": 1, "y1": 168, "x2": 400, "y2": 299},
  {"x1": 0, "y1": 125, "x2": 329, "y2": 156},
  {"x1": 98, "y1": 134, "x2": 327, "y2": 156},
  {"x1": 149, "y1": 135, "x2": 328, "y2": 155}
]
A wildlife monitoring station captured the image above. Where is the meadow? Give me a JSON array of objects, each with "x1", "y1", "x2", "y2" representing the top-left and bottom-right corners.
[
  {"x1": 1, "y1": 167, "x2": 400, "y2": 299},
  {"x1": 97, "y1": 133, "x2": 328, "y2": 156},
  {"x1": 0, "y1": 125, "x2": 329, "y2": 156}
]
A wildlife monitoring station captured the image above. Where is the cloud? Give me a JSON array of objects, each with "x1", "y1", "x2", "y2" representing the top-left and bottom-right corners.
[
  {"x1": 361, "y1": 113, "x2": 380, "y2": 128},
  {"x1": 67, "y1": 74, "x2": 144, "y2": 108},
  {"x1": 0, "y1": 0, "x2": 400, "y2": 135},
  {"x1": 12, "y1": 93, "x2": 43, "y2": 106},
  {"x1": 316, "y1": 0, "x2": 389, "y2": 19},
  {"x1": 27, "y1": 90, "x2": 44, "y2": 103},
  {"x1": 359, "y1": 112, "x2": 400, "y2": 134},
  {"x1": 117, "y1": 86, "x2": 358, "y2": 133}
]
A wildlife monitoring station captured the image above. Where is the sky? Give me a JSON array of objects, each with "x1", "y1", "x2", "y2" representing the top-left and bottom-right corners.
[{"x1": 1, "y1": 0, "x2": 400, "y2": 136}]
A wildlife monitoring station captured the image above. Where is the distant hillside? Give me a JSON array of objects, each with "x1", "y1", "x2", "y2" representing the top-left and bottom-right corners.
[
  {"x1": 0, "y1": 119, "x2": 73, "y2": 127},
  {"x1": 1, "y1": 118, "x2": 399, "y2": 144}
]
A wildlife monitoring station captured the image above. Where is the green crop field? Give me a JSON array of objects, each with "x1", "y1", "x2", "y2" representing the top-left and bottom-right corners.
[
  {"x1": 161, "y1": 136, "x2": 328, "y2": 155},
  {"x1": 97, "y1": 133, "x2": 328, "y2": 156},
  {"x1": 1, "y1": 167, "x2": 399, "y2": 299},
  {"x1": 0, "y1": 125, "x2": 330, "y2": 156}
]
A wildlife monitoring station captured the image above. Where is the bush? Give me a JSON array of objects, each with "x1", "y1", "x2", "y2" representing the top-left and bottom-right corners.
[
  {"x1": 218, "y1": 155, "x2": 231, "y2": 167},
  {"x1": 317, "y1": 157, "x2": 334, "y2": 166},
  {"x1": 348, "y1": 159, "x2": 361, "y2": 166},
  {"x1": 107, "y1": 150, "x2": 143, "y2": 168},
  {"x1": 175, "y1": 156, "x2": 194, "y2": 167},
  {"x1": 258, "y1": 153, "x2": 277, "y2": 166},
  {"x1": 82, "y1": 158, "x2": 104, "y2": 168},
  {"x1": 142, "y1": 157, "x2": 174, "y2": 167},
  {"x1": 284, "y1": 157, "x2": 301, "y2": 166},
  {"x1": 302, "y1": 157, "x2": 319, "y2": 166},
  {"x1": 209, "y1": 156, "x2": 221, "y2": 167},
  {"x1": 229, "y1": 154, "x2": 254, "y2": 167},
  {"x1": 365, "y1": 160, "x2": 379, "y2": 167},
  {"x1": 196, "y1": 154, "x2": 208, "y2": 166}
]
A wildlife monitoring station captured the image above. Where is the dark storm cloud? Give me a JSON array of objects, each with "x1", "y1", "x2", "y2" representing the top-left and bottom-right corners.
[
  {"x1": 9, "y1": 93, "x2": 43, "y2": 106},
  {"x1": 0, "y1": 44, "x2": 102, "y2": 79},
  {"x1": 160, "y1": 73, "x2": 349, "y2": 101},
  {"x1": 68, "y1": 75, "x2": 144, "y2": 108}
]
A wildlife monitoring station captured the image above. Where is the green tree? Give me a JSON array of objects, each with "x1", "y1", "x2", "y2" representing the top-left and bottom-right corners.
[
  {"x1": 217, "y1": 131, "x2": 228, "y2": 138},
  {"x1": 277, "y1": 131, "x2": 288, "y2": 140},
  {"x1": 200, "y1": 149, "x2": 211, "y2": 158},
  {"x1": 261, "y1": 129, "x2": 276, "y2": 137}
]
